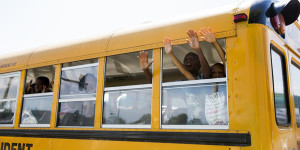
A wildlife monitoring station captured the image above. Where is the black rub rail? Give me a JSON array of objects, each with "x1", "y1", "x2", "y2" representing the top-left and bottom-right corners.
[{"x1": 0, "y1": 129, "x2": 251, "y2": 146}]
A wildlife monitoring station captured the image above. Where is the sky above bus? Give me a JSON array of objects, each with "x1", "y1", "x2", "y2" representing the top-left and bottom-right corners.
[{"x1": 0, "y1": 0, "x2": 246, "y2": 55}]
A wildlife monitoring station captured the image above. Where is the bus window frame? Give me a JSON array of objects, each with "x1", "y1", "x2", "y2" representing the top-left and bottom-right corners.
[
  {"x1": 0, "y1": 71, "x2": 21, "y2": 127},
  {"x1": 270, "y1": 44, "x2": 291, "y2": 127},
  {"x1": 101, "y1": 56, "x2": 153, "y2": 129},
  {"x1": 160, "y1": 47, "x2": 229, "y2": 130},
  {"x1": 20, "y1": 66, "x2": 56, "y2": 128},
  {"x1": 57, "y1": 61, "x2": 99, "y2": 128},
  {"x1": 20, "y1": 92, "x2": 53, "y2": 128},
  {"x1": 291, "y1": 59, "x2": 300, "y2": 128}
]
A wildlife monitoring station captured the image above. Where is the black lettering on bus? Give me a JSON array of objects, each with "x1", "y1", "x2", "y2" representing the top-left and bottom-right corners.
[
  {"x1": 25, "y1": 144, "x2": 32, "y2": 150},
  {"x1": 11, "y1": 143, "x2": 17, "y2": 150},
  {"x1": 1, "y1": 142, "x2": 3, "y2": 150},
  {"x1": 4, "y1": 143, "x2": 10, "y2": 150},
  {"x1": 17, "y1": 143, "x2": 25, "y2": 150}
]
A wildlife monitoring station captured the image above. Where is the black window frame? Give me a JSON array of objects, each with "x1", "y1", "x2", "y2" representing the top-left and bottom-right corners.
[{"x1": 270, "y1": 44, "x2": 291, "y2": 127}]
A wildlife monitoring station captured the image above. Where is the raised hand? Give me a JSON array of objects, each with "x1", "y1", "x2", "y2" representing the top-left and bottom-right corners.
[
  {"x1": 163, "y1": 38, "x2": 173, "y2": 55},
  {"x1": 199, "y1": 27, "x2": 216, "y2": 43},
  {"x1": 186, "y1": 29, "x2": 200, "y2": 50},
  {"x1": 42, "y1": 85, "x2": 47, "y2": 93},
  {"x1": 137, "y1": 51, "x2": 153, "y2": 71},
  {"x1": 26, "y1": 80, "x2": 33, "y2": 94}
]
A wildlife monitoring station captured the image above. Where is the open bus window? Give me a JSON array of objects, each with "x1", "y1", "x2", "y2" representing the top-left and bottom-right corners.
[
  {"x1": 161, "y1": 40, "x2": 228, "y2": 129},
  {"x1": 20, "y1": 66, "x2": 55, "y2": 127},
  {"x1": 162, "y1": 39, "x2": 226, "y2": 82},
  {"x1": 102, "y1": 50, "x2": 152, "y2": 128},
  {"x1": 24, "y1": 65, "x2": 55, "y2": 94},
  {"x1": 291, "y1": 62, "x2": 300, "y2": 127},
  {"x1": 0, "y1": 72, "x2": 20, "y2": 126},
  {"x1": 57, "y1": 59, "x2": 98, "y2": 127}
]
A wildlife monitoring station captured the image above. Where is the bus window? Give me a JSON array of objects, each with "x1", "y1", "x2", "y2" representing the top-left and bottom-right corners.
[
  {"x1": 0, "y1": 72, "x2": 20, "y2": 126},
  {"x1": 270, "y1": 47, "x2": 290, "y2": 126},
  {"x1": 57, "y1": 59, "x2": 98, "y2": 127},
  {"x1": 291, "y1": 62, "x2": 300, "y2": 127},
  {"x1": 20, "y1": 66, "x2": 55, "y2": 127},
  {"x1": 102, "y1": 50, "x2": 152, "y2": 128},
  {"x1": 161, "y1": 40, "x2": 228, "y2": 129}
]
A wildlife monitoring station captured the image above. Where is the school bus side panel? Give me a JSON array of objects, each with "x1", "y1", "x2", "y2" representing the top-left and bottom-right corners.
[
  {"x1": 0, "y1": 136, "x2": 52, "y2": 150},
  {"x1": 226, "y1": 23, "x2": 272, "y2": 149}
]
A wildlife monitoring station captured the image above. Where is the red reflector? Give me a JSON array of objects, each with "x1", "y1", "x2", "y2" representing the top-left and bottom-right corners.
[{"x1": 234, "y1": 13, "x2": 248, "y2": 23}]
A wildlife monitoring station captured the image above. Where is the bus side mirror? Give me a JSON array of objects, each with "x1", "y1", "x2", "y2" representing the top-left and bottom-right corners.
[{"x1": 266, "y1": 0, "x2": 300, "y2": 36}]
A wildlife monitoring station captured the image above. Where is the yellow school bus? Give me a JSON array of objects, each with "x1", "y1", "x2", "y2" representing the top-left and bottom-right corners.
[{"x1": 0, "y1": 0, "x2": 300, "y2": 149}]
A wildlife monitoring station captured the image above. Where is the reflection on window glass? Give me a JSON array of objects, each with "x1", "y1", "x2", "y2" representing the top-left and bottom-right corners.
[
  {"x1": 57, "y1": 101, "x2": 95, "y2": 126},
  {"x1": 0, "y1": 72, "x2": 20, "y2": 125},
  {"x1": 21, "y1": 96, "x2": 52, "y2": 124},
  {"x1": 105, "y1": 50, "x2": 152, "y2": 87},
  {"x1": 271, "y1": 49, "x2": 289, "y2": 125},
  {"x1": 103, "y1": 89, "x2": 152, "y2": 125},
  {"x1": 0, "y1": 76, "x2": 19, "y2": 99},
  {"x1": 58, "y1": 60, "x2": 98, "y2": 127},
  {"x1": 162, "y1": 82, "x2": 227, "y2": 126},
  {"x1": 291, "y1": 63, "x2": 300, "y2": 127},
  {"x1": 25, "y1": 66, "x2": 55, "y2": 94},
  {"x1": 0, "y1": 101, "x2": 16, "y2": 124},
  {"x1": 60, "y1": 66, "x2": 98, "y2": 99}
]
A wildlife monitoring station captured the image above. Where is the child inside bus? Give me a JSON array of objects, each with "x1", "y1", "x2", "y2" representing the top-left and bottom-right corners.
[
  {"x1": 137, "y1": 30, "x2": 211, "y2": 82},
  {"x1": 25, "y1": 76, "x2": 51, "y2": 94},
  {"x1": 198, "y1": 27, "x2": 226, "y2": 78}
]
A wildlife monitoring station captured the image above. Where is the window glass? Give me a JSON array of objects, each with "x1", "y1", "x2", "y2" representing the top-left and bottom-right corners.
[
  {"x1": 57, "y1": 101, "x2": 95, "y2": 126},
  {"x1": 162, "y1": 82, "x2": 227, "y2": 126},
  {"x1": 0, "y1": 101, "x2": 16, "y2": 124},
  {"x1": 0, "y1": 76, "x2": 19, "y2": 99},
  {"x1": 291, "y1": 62, "x2": 300, "y2": 127},
  {"x1": 60, "y1": 66, "x2": 98, "y2": 99},
  {"x1": 21, "y1": 96, "x2": 52, "y2": 124},
  {"x1": 270, "y1": 49, "x2": 290, "y2": 125},
  {"x1": 103, "y1": 50, "x2": 152, "y2": 128},
  {"x1": 162, "y1": 39, "x2": 225, "y2": 82},
  {"x1": 103, "y1": 89, "x2": 152, "y2": 125},
  {"x1": 0, "y1": 72, "x2": 20, "y2": 125},
  {"x1": 57, "y1": 59, "x2": 98, "y2": 127},
  {"x1": 105, "y1": 50, "x2": 152, "y2": 87}
]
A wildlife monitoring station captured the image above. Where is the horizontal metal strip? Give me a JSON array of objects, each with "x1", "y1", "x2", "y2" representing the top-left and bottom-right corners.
[
  {"x1": 0, "y1": 129, "x2": 251, "y2": 146},
  {"x1": 62, "y1": 63, "x2": 98, "y2": 71},
  {"x1": 162, "y1": 78, "x2": 227, "y2": 87}
]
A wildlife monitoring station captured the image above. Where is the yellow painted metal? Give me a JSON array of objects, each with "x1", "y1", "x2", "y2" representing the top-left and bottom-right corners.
[
  {"x1": 94, "y1": 57, "x2": 105, "y2": 128},
  {"x1": 50, "y1": 64, "x2": 61, "y2": 128},
  {"x1": 0, "y1": 136, "x2": 241, "y2": 150},
  {"x1": 14, "y1": 69, "x2": 26, "y2": 128},
  {"x1": 151, "y1": 48, "x2": 161, "y2": 129}
]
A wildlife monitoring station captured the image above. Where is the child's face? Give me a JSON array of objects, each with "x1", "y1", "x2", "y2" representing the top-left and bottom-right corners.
[
  {"x1": 34, "y1": 79, "x2": 43, "y2": 93},
  {"x1": 211, "y1": 65, "x2": 225, "y2": 78},
  {"x1": 183, "y1": 54, "x2": 200, "y2": 74}
]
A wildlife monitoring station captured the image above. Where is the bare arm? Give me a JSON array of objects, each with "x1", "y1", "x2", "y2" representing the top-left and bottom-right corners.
[
  {"x1": 199, "y1": 27, "x2": 226, "y2": 69},
  {"x1": 164, "y1": 38, "x2": 195, "y2": 80},
  {"x1": 186, "y1": 29, "x2": 211, "y2": 79},
  {"x1": 137, "y1": 51, "x2": 153, "y2": 83}
]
